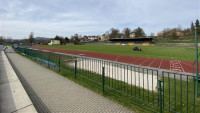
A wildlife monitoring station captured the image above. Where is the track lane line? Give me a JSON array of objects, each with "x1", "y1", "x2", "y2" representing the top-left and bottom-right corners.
[
  {"x1": 140, "y1": 58, "x2": 151, "y2": 65},
  {"x1": 148, "y1": 58, "x2": 156, "y2": 67},
  {"x1": 178, "y1": 60, "x2": 185, "y2": 72},
  {"x1": 159, "y1": 59, "x2": 163, "y2": 69}
]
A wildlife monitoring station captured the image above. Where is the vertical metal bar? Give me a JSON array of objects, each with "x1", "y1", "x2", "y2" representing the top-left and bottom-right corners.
[
  {"x1": 174, "y1": 73, "x2": 176, "y2": 111},
  {"x1": 88, "y1": 59, "x2": 90, "y2": 79},
  {"x1": 195, "y1": 27, "x2": 199, "y2": 97},
  {"x1": 58, "y1": 54, "x2": 60, "y2": 72},
  {"x1": 157, "y1": 71, "x2": 159, "y2": 107},
  {"x1": 147, "y1": 69, "x2": 149, "y2": 102},
  {"x1": 84, "y1": 58, "x2": 86, "y2": 77},
  {"x1": 158, "y1": 80, "x2": 163, "y2": 113},
  {"x1": 134, "y1": 67, "x2": 136, "y2": 97},
  {"x1": 143, "y1": 68, "x2": 144, "y2": 100},
  {"x1": 127, "y1": 65, "x2": 128, "y2": 94},
  {"x1": 168, "y1": 72, "x2": 170, "y2": 110},
  {"x1": 180, "y1": 75, "x2": 182, "y2": 113},
  {"x1": 109, "y1": 62, "x2": 110, "y2": 87},
  {"x1": 193, "y1": 77, "x2": 196, "y2": 113},
  {"x1": 74, "y1": 60, "x2": 77, "y2": 79},
  {"x1": 112, "y1": 63, "x2": 113, "y2": 87},
  {"x1": 152, "y1": 70, "x2": 154, "y2": 104},
  {"x1": 121, "y1": 64, "x2": 122, "y2": 92},
  {"x1": 102, "y1": 67, "x2": 105, "y2": 92},
  {"x1": 162, "y1": 71, "x2": 165, "y2": 108},
  {"x1": 187, "y1": 76, "x2": 188, "y2": 113},
  {"x1": 124, "y1": 65, "x2": 125, "y2": 93},
  {"x1": 131, "y1": 66, "x2": 132, "y2": 96},
  {"x1": 117, "y1": 63, "x2": 119, "y2": 89},
  {"x1": 139, "y1": 67, "x2": 141, "y2": 99},
  {"x1": 48, "y1": 52, "x2": 50, "y2": 68}
]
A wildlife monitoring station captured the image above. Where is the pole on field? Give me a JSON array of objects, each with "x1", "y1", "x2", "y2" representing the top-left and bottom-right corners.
[{"x1": 195, "y1": 27, "x2": 199, "y2": 97}]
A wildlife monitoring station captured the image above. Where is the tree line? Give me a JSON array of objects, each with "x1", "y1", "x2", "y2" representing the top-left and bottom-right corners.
[
  {"x1": 160, "y1": 19, "x2": 200, "y2": 39},
  {"x1": 106, "y1": 27, "x2": 146, "y2": 39}
]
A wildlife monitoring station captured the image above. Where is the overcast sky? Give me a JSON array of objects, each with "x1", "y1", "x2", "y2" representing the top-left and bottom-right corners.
[{"x1": 0, "y1": 0, "x2": 199, "y2": 39}]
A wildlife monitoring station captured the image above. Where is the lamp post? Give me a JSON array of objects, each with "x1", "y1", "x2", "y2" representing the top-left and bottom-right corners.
[{"x1": 195, "y1": 27, "x2": 199, "y2": 97}]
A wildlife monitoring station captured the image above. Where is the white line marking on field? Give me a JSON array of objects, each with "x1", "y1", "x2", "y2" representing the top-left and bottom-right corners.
[
  {"x1": 178, "y1": 60, "x2": 185, "y2": 72},
  {"x1": 115, "y1": 55, "x2": 121, "y2": 61},
  {"x1": 148, "y1": 58, "x2": 156, "y2": 67},
  {"x1": 140, "y1": 58, "x2": 150, "y2": 65},
  {"x1": 169, "y1": 60, "x2": 184, "y2": 72},
  {"x1": 159, "y1": 59, "x2": 163, "y2": 68}
]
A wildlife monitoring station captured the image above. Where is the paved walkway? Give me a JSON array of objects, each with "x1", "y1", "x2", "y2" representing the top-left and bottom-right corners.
[
  {"x1": 0, "y1": 51, "x2": 37, "y2": 113},
  {"x1": 6, "y1": 52, "x2": 133, "y2": 113}
]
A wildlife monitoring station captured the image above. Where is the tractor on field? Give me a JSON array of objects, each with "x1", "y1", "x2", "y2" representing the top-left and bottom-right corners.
[{"x1": 133, "y1": 47, "x2": 142, "y2": 51}]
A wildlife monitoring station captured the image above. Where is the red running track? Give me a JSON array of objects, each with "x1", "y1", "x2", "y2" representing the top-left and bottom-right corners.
[{"x1": 31, "y1": 46, "x2": 200, "y2": 74}]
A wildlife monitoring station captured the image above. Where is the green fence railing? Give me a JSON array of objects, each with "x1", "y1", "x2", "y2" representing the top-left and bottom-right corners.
[{"x1": 14, "y1": 47, "x2": 200, "y2": 113}]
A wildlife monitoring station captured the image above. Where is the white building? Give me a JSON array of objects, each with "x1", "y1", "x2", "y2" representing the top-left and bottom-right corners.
[{"x1": 48, "y1": 40, "x2": 60, "y2": 45}]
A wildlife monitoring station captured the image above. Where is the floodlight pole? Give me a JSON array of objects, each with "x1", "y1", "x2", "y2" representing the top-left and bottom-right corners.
[{"x1": 195, "y1": 27, "x2": 199, "y2": 97}]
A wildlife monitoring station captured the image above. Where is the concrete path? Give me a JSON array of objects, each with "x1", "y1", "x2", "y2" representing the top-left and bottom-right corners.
[
  {"x1": 6, "y1": 52, "x2": 133, "y2": 113},
  {"x1": 0, "y1": 51, "x2": 37, "y2": 113}
]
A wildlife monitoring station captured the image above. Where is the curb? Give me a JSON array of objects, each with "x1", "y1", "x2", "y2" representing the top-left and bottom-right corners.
[{"x1": 0, "y1": 51, "x2": 37, "y2": 113}]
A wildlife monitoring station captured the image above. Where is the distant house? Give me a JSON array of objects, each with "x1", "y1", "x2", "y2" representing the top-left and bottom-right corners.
[
  {"x1": 101, "y1": 34, "x2": 110, "y2": 41},
  {"x1": 101, "y1": 34, "x2": 105, "y2": 41},
  {"x1": 129, "y1": 32, "x2": 135, "y2": 38},
  {"x1": 48, "y1": 40, "x2": 60, "y2": 45},
  {"x1": 157, "y1": 32, "x2": 163, "y2": 36},
  {"x1": 88, "y1": 36, "x2": 100, "y2": 41}
]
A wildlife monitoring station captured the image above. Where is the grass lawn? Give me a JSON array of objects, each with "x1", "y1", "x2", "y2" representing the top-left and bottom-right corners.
[{"x1": 40, "y1": 45, "x2": 199, "y2": 61}]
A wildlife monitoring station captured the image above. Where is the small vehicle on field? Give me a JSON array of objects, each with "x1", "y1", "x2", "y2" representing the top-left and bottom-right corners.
[{"x1": 133, "y1": 47, "x2": 142, "y2": 51}]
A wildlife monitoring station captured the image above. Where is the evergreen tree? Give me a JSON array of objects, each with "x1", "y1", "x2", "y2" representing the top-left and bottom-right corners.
[
  {"x1": 133, "y1": 27, "x2": 146, "y2": 37},
  {"x1": 123, "y1": 28, "x2": 131, "y2": 38},
  {"x1": 65, "y1": 37, "x2": 70, "y2": 43},
  {"x1": 28, "y1": 32, "x2": 34, "y2": 44},
  {"x1": 54, "y1": 35, "x2": 60, "y2": 40},
  {"x1": 195, "y1": 19, "x2": 200, "y2": 34},
  {"x1": 191, "y1": 21, "x2": 195, "y2": 34}
]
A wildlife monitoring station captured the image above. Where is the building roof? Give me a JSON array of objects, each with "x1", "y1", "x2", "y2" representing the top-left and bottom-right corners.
[{"x1": 109, "y1": 37, "x2": 153, "y2": 41}]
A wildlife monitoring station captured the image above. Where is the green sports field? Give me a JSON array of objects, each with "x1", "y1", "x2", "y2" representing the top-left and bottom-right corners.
[{"x1": 40, "y1": 45, "x2": 200, "y2": 61}]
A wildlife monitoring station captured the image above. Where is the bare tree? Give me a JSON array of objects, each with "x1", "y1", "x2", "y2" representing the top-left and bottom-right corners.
[{"x1": 109, "y1": 28, "x2": 120, "y2": 39}]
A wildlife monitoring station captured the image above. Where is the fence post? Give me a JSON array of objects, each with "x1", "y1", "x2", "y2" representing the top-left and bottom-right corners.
[
  {"x1": 158, "y1": 80, "x2": 163, "y2": 113},
  {"x1": 25, "y1": 48, "x2": 27, "y2": 56},
  {"x1": 102, "y1": 67, "x2": 105, "y2": 92},
  {"x1": 74, "y1": 60, "x2": 77, "y2": 79},
  {"x1": 195, "y1": 27, "x2": 199, "y2": 97},
  {"x1": 58, "y1": 55, "x2": 61, "y2": 72},
  {"x1": 48, "y1": 52, "x2": 50, "y2": 68}
]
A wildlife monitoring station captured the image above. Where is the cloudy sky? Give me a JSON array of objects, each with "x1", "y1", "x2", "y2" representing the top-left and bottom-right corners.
[{"x1": 0, "y1": 0, "x2": 199, "y2": 39}]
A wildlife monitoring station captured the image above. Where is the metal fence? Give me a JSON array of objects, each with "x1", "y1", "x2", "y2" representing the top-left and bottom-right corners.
[
  {"x1": 15, "y1": 47, "x2": 200, "y2": 113},
  {"x1": 0, "y1": 45, "x2": 4, "y2": 51}
]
